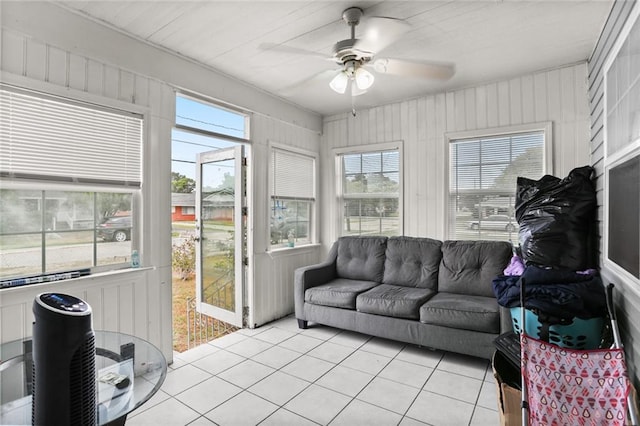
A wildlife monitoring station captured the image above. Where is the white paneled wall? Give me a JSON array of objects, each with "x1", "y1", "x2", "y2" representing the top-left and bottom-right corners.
[
  {"x1": 0, "y1": 3, "x2": 321, "y2": 361},
  {"x1": 320, "y1": 63, "x2": 591, "y2": 248},
  {"x1": 249, "y1": 114, "x2": 322, "y2": 327},
  {"x1": 0, "y1": 24, "x2": 175, "y2": 359},
  {"x1": 588, "y1": 0, "x2": 640, "y2": 385}
]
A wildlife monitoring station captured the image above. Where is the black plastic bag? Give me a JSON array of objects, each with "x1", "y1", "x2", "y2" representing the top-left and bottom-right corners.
[{"x1": 515, "y1": 166, "x2": 597, "y2": 270}]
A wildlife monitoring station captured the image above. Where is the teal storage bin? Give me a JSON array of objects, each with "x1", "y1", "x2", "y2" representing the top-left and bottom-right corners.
[{"x1": 510, "y1": 307, "x2": 604, "y2": 349}]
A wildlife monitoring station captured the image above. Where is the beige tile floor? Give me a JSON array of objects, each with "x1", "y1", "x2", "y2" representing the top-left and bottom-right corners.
[{"x1": 127, "y1": 316, "x2": 500, "y2": 425}]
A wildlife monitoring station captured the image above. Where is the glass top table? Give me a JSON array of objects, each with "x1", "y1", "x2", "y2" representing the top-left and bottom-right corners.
[{"x1": 0, "y1": 331, "x2": 167, "y2": 425}]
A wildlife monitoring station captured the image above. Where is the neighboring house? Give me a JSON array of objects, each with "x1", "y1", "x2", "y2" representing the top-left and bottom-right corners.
[
  {"x1": 171, "y1": 190, "x2": 234, "y2": 222},
  {"x1": 171, "y1": 193, "x2": 196, "y2": 222},
  {"x1": 203, "y1": 187, "x2": 234, "y2": 222}
]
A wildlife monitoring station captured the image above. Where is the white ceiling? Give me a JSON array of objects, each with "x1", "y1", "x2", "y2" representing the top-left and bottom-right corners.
[{"x1": 58, "y1": 1, "x2": 613, "y2": 117}]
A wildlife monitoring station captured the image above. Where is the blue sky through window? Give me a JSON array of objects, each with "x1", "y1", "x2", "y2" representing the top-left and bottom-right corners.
[{"x1": 172, "y1": 95, "x2": 246, "y2": 187}]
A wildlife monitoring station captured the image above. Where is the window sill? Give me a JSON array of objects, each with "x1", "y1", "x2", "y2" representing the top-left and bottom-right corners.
[
  {"x1": 1, "y1": 266, "x2": 154, "y2": 293},
  {"x1": 267, "y1": 243, "x2": 321, "y2": 256}
]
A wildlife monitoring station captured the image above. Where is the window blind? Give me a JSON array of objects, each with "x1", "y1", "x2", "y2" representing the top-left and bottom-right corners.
[
  {"x1": 0, "y1": 87, "x2": 142, "y2": 187},
  {"x1": 449, "y1": 130, "x2": 545, "y2": 242},
  {"x1": 450, "y1": 132, "x2": 544, "y2": 194},
  {"x1": 271, "y1": 148, "x2": 314, "y2": 200}
]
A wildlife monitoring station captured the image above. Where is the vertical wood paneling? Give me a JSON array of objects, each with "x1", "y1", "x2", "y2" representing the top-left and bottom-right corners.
[
  {"x1": 588, "y1": 1, "x2": 640, "y2": 385},
  {"x1": 250, "y1": 113, "x2": 321, "y2": 327},
  {"x1": 48, "y1": 46, "x2": 67, "y2": 87},
  {"x1": 486, "y1": 83, "x2": 499, "y2": 127},
  {"x1": 322, "y1": 63, "x2": 591, "y2": 241},
  {"x1": 103, "y1": 64, "x2": 119, "y2": 99},
  {"x1": 68, "y1": 53, "x2": 87, "y2": 91},
  {"x1": 509, "y1": 78, "x2": 522, "y2": 125},
  {"x1": 87, "y1": 59, "x2": 104, "y2": 96},
  {"x1": 497, "y1": 81, "x2": 510, "y2": 126},
  {"x1": 521, "y1": 75, "x2": 535, "y2": 123},
  {"x1": 25, "y1": 38, "x2": 46, "y2": 81},
  {"x1": 475, "y1": 86, "x2": 488, "y2": 129},
  {"x1": 1, "y1": 29, "x2": 25, "y2": 76},
  {"x1": 534, "y1": 72, "x2": 548, "y2": 123}
]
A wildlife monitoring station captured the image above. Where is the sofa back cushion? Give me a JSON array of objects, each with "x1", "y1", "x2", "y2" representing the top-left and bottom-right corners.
[
  {"x1": 336, "y1": 236, "x2": 387, "y2": 282},
  {"x1": 438, "y1": 240, "x2": 512, "y2": 297},
  {"x1": 382, "y1": 236, "x2": 442, "y2": 289}
]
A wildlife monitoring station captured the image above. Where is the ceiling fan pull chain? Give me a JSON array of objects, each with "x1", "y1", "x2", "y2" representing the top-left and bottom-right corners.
[{"x1": 351, "y1": 96, "x2": 357, "y2": 117}]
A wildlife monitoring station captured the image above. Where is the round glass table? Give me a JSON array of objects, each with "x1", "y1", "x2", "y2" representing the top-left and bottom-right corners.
[{"x1": 0, "y1": 331, "x2": 167, "y2": 425}]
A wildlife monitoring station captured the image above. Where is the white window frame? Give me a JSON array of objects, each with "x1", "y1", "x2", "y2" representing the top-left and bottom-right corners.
[
  {"x1": 445, "y1": 122, "x2": 553, "y2": 240},
  {"x1": 268, "y1": 142, "x2": 318, "y2": 250},
  {"x1": 0, "y1": 79, "x2": 147, "y2": 280},
  {"x1": 333, "y1": 141, "x2": 404, "y2": 239},
  {"x1": 602, "y1": 1, "x2": 640, "y2": 288}
]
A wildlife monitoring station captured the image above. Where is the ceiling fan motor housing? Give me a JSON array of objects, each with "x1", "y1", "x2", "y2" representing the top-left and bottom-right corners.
[{"x1": 342, "y1": 7, "x2": 363, "y2": 26}]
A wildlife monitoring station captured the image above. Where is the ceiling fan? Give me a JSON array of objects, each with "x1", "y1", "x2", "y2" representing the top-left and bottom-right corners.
[{"x1": 262, "y1": 6, "x2": 455, "y2": 97}]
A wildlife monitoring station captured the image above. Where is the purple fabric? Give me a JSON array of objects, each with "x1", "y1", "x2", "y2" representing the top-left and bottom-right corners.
[{"x1": 503, "y1": 255, "x2": 525, "y2": 276}]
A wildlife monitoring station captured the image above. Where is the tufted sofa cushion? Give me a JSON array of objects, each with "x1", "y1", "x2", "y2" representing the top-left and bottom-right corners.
[
  {"x1": 356, "y1": 284, "x2": 436, "y2": 319},
  {"x1": 305, "y1": 278, "x2": 379, "y2": 309},
  {"x1": 336, "y1": 236, "x2": 387, "y2": 282},
  {"x1": 382, "y1": 236, "x2": 442, "y2": 289},
  {"x1": 438, "y1": 240, "x2": 512, "y2": 297},
  {"x1": 419, "y1": 292, "x2": 501, "y2": 333}
]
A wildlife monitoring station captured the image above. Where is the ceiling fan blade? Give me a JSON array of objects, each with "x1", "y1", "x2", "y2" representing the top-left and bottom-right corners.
[
  {"x1": 279, "y1": 69, "x2": 340, "y2": 97},
  {"x1": 354, "y1": 17, "x2": 410, "y2": 55},
  {"x1": 258, "y1": 42, "x2": 330, "y2": 60},
  {"x1": 373, "y1": 58, "x2": 455, "y2": 80}
]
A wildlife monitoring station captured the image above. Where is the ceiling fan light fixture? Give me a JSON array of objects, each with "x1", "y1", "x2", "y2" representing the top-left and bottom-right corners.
[
  {"x1": 329, "y1": 71, "x2": 349, "y2": 94},
  {"x1": 354, "y1": 67, "x2": 374, "y2": 90}
]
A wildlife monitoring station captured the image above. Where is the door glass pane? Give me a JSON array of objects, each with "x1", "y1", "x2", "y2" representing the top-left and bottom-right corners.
[{"x1": 201, "y1": 159, "x2": 235, "y2": 312}]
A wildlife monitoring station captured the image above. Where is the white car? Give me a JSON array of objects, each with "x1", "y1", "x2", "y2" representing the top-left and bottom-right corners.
[{"x1": 468, "y1": 214, "x2": 518, "y2": 232}]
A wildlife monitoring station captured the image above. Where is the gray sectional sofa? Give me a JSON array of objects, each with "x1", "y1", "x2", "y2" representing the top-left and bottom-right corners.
[{"x1": 294, "y1": 236, "x2": 513, "y2": 360}]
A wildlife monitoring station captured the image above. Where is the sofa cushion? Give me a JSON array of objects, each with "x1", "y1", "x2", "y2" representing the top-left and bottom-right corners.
[
  {"x1": 356, "y1": 284, "x2": 436, "y2": 319},
  {"x1": 438, "y1": 240, "x2": 512, "y2": 297},
  {"x1": 305, "y1": 278, "x2": 379, "y2": 309},
  {"x1": 336, "y1": 236, "x2": 387, "y2": 282},
  {"x1": 383, "y1": 236, "x2": 442, "y2": 289},
  {"x1": 419, "y1": 292, "x2": 500, "y2": 333}
]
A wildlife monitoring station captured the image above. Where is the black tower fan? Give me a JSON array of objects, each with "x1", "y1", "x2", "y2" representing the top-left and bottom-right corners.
[{"x1": 32, "y1": 293, "x2": 96, "y2": 425}]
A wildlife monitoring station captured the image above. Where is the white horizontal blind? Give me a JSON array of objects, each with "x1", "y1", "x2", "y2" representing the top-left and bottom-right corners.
[
  {"x1": 0, "y1": 87, "x2": 142, "y2": 186},
  {"x1": 449, "y1": 131, "x2": 544, "y2": 242},
  {"x1": 271, "y1": 148, "x2": 314, "y2": 200}
]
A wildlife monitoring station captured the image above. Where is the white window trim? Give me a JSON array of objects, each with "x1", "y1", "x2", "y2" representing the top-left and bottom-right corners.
[
  {"x1": 444, "y1": 122, "x2": 553, "y2": 240},
  {"x1": 332, "y1": 141, "x2": 404, "y2": 240},
  {"x1": 602, "y1": 1, "x2": 640, "y2": 290},
  {"x1": 267, "y1": 141, "x2": 318, "y2": 250}
]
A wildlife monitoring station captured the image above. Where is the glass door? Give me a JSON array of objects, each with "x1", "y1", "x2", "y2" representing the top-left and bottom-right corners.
[{"x1": 195, "y1": 146, "x2": 245, "y2": 327}]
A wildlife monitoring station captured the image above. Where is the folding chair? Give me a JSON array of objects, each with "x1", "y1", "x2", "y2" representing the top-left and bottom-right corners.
[{"x1": 519, "y1": 280, "x2": 639, "y2": 426}]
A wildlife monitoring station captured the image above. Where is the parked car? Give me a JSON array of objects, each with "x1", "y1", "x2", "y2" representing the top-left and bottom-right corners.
[
  {"x1": 468, "y1": 214, "x2": 518, "y2": 232},
  {"x1": 97, "y1": 216, "x2": 132, "y2": 242}
]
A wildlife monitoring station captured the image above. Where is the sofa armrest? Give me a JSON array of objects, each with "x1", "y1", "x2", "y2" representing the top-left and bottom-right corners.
[
  {"x1": 294, "y1": 242, "x2": 338, "y2": 320},
  {"x1": 499, "y1": 306, "x2": 513, "y2": 334},
  {"x1": 294, "y1": 261, "x2": 336, "y2": 320}
]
